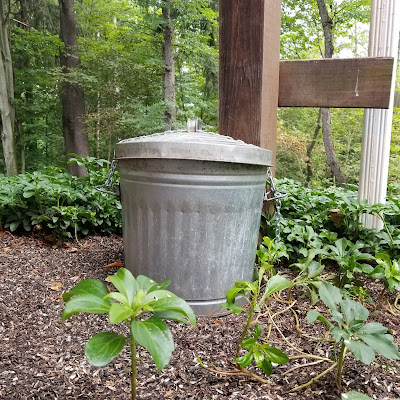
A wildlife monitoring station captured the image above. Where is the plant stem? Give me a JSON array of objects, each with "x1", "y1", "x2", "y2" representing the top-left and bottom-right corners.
[
  {"x1": 236, "y1": 294, "x2": 256, "y2": 357},
  {"x1": 131, "y1": 337, "x2": 137, "y2": 400},
  {"x1": 291, "y1": 361, "x2": 338, "y2": 392},
  {"x1": 336, "y1": 342, "x2": 347, "y2": 390}
]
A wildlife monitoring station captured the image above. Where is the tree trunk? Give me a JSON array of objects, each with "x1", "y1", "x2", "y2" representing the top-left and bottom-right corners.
[
  {"x1": 59, "y1": 0, "x2": 89, "y2": 177},
  {"x1": 162, "y1": 0, "x2": 176, "y2": 130},
  {"x1": 0, "y1": 1, "x2": 18, "y2": 175},
  {"x1": 305, "y1": 109, "x2": 322, "y2": 185},
  {"x1": 316, "y1": 0, "x2": 346, "y2": 186}
]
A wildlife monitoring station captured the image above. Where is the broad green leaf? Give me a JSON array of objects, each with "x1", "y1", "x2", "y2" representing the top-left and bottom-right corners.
[
  {"x1": 62, "y1": 279, "x2": 109, "y2": 302},
  {"x1": 85, "y1": 332, "x2": 126, "y2": 367},
  {"x1": 104, "y1": 291, "x2": 130, "y2": 307},
  {"x1": 319, "y1": 282, "x2": 341, "y2": 312},
  {"x1": 309, "y1": 288, "x2": 319, "y2": 305},
  {"x1": 369, "y1": 266, "x2": 385, "y2": 280},
  {"x1": 107, "y1": 268, "x2": 138, "y2": 307},
  {"x1": 344, "y1": 339, "x2": 375, "y2": 365},
  {"x1": 241, "y1": 337, "x2": 256, "y2": 350},
  {"x1": 331, "y1": 327, "x2": 349, "y2": 342},
  {"x1": 142, "y1": 289, "x2": 176, "y2": 305},
  {"x1": 131, "y1": 317, "x2": 174, "y2": 371},
  {"x1": 136, "y1": 275, "x2": 160, "y2": 292},
  {"x1": 340, "y1": 298, "x2": 369, "y2": 325},
  {"x1": 253, "y1": 348, "x2": 265, "y2": 365},
  {"x1": 263, "y1": 347, "x2": 289, "y2": 364},
  {"x1": 235, "y1": 352, "x2": 253, "y2": 367},
  {"x1": 151, "y1": 297, "x2": 196, "y2": 326},
  {"x1": 221, "y1": 302, "x2": 244, "y2": 314},
  {"x1": 359, "y1": 333, "x2": 400, "y2": 360},
  {"x1": 226, "y1": 287, "x2": 245, "y2": 304},
  {"x1": 258, "y1": 358, "x2": 273, "y2": 376},
  {"x1": 357, "y1": 322, "x2": 388, "y2": 335},
  {"x1": 262, "y1": 275, "x2": 293, "y2": 302},
  {"x1": 148, "y1": 280, "x2": 171, "y2": 293},
  {"x1": 109, "y1": 302, "x2": 133, "y2": 324},
  {"x1": 254, "y1": 323, "x2": 262, "y2": 340},
  {"x1": 153, "y1": 310, "x2": 189, "y2": 324},
  {"x1": 332, "y1": 310, "x2": 344, "y2": 326},
  {"x1": 307, "y1": 261, "x2": 325, "y2": 278},
  {"x1": 9, "y1": 221, "x2": 19, "y2": 232},
  {"x1": 306, "y1": 310, "x2": 333, "y2": 327},
  {"x1": 341, "y1": 391, "x2": 373, "y2": 400},
  {"x1": 62, "y1": 294, "x2": 111, "y2": 320}
]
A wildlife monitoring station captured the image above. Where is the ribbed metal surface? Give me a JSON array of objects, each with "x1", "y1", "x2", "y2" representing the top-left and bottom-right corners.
[
  {"x1": 119, "y1": 158, "x2": 267, "y2": 315},
  {"x1": 359, "y1": 0, "x2": 399, "y2": 229}
]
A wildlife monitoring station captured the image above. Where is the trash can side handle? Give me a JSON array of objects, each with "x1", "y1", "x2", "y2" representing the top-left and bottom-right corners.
[{"x1": 95, "y1": 159, "x2": 120, "y2": 197}]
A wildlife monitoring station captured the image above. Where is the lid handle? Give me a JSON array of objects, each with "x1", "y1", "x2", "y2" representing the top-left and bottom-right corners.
[{"x1": 187, "y1": 119, "x2": 202, "y2": 132}]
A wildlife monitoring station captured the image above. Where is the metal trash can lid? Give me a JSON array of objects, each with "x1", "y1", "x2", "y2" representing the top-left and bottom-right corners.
[{"x1": 115, "y1": 130, "x2": 272, "y2": 166}]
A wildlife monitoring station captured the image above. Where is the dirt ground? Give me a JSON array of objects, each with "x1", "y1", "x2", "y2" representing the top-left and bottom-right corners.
[{"x1": 0, "y1": 232, "x2": 399, "y2": 400}]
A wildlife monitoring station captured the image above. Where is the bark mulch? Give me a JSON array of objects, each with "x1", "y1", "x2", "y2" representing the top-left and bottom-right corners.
[{"x1": 0, "y1": 232, "x2": 399, "y2": 399}]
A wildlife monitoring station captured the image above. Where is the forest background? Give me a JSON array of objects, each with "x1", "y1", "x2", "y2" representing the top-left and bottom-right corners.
[{"x1": 0, "y1": 0, "x2": 399, "y2": 187}]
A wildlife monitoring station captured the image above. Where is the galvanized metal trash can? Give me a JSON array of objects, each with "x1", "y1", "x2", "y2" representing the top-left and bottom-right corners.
[{"x1": 115, "y1": 130, "x2": 272, "y2": 315}]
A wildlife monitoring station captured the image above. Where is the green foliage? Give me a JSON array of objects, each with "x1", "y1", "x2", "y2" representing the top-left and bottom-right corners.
[
  {"x1": 62, "y1": 268, "x2": 196, "y2": 398},
  {"x1": 222, "y1": 265, "x2": 293, "y2": 377},
  {"x1": 0, "y1": 158, "x2": 121, "y2": 237},
  {"x1": 307, "y1": 282, "x2": 400, "y2": 389},
  {"x1": 370, "y1": 253, "x2": 400, "y2": 293},
  {"x1": 256, "y1": 236, "x2": 289, "y2": 276},
  {"x1": 271, "y1": 178, "x2": 400, "y2": 261}
]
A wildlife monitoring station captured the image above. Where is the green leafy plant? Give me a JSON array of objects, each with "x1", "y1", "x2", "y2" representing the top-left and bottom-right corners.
[
  {"x1": 306, "y1": 282, "x2": 400, "y2": 390},
  {"x1": 370, "y1": 252, "x2": 400, "y2": 294},
  {"x1": 0, "y1": 161, "x2": 122, "y2": 237},
  {"x1": 201, "y1": 269, "x2": 293, "y2": 381},
  {"x1": 62, "y1": 268, "x2": 196, "y2": 400},
  {"x1": 290, "y1": 249, "x2": 326, "y2": 304},
  {"x1": 326, "y1": 238, "x2": 375, "y2": 288},
  {"x1": 256, "y1": 236, "x2": 289, "y2": 277}
]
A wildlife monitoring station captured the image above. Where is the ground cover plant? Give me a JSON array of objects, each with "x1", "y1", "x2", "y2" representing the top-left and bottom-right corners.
[{"x1": 0, "y1": 156, "x2": 122, "y2": 238}]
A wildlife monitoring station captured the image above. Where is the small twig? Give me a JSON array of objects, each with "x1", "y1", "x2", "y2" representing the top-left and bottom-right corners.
[
  {"x1": 290, "y1": 307, "x2": 335, "y2": 343},
  {"x1": 197, "y1": 358, "x2": 270, "y2": 384},
  {"x1": 282, "y1": 359, "x2": 325, "y2": 376},
  {"x1": 290, "y1": 361, "x2": 338, "y2": 392},
  {"x1": 288, "y1": 354, "x2": 334, "y2": 362},
  {"x1": 394, "y1": 294, "x2": 400, "y2": 312},
  {"x1": 266, "y1": 308, "x2": 332, "y2": 361},
  {"x1": 264, "y1": 300, "x2": 296, "y2": 340}
]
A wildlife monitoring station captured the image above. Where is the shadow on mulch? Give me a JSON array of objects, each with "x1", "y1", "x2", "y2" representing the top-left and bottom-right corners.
[{"x1": 0, "y1": 232, "x2": 399, "y2": 399}]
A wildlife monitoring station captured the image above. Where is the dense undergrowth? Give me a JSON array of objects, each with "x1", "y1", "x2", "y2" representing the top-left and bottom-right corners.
[{"x1": 0, "y1": 156, "x2": 122, "y2": 239}]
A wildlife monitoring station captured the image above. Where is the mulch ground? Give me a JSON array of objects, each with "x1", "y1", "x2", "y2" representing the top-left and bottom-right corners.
[{"x1": 0, "y1": 232, "x2": 399, "y2": 400}]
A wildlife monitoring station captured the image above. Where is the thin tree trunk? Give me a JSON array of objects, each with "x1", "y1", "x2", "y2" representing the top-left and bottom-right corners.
[
  {"x1": 316, "y1": 0, "x2": 346, "y2": 187},
  {"x1": 305, "y1": 109, "x2": 322, "y2": 185},
  {"x1": 162, "y1": 0, "x2": 176, "y2": 130},
  {"x1": 18, "y1": 0, "x2": 29, "y2": 174},
  {"x1": 59, "y1": 0, "x2": 89, "y2": 177},
  {"x1": 0, "y1": 1, "x2": 18, "y2": 175}
]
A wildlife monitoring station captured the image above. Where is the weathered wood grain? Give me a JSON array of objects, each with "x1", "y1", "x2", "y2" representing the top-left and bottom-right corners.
[
  {"x1": 219, "y1": 0, "x2": 281, "y2": 160},
  {"x1": 279, "y1": 57, "x2": 394, "y2": 108}
]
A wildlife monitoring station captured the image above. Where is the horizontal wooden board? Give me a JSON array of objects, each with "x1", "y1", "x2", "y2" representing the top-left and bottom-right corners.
[{"x1": 278, "y1": 57, "x2": 394, "y2": 109}]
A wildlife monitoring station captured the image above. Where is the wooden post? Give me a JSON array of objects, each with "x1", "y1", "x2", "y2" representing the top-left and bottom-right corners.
[
  {"x1": 219, "y1": 0, "x2": 281, "y2": 169},
  {"x1": 358, "y1": 0, "x2": 400, "y2": 229}
]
